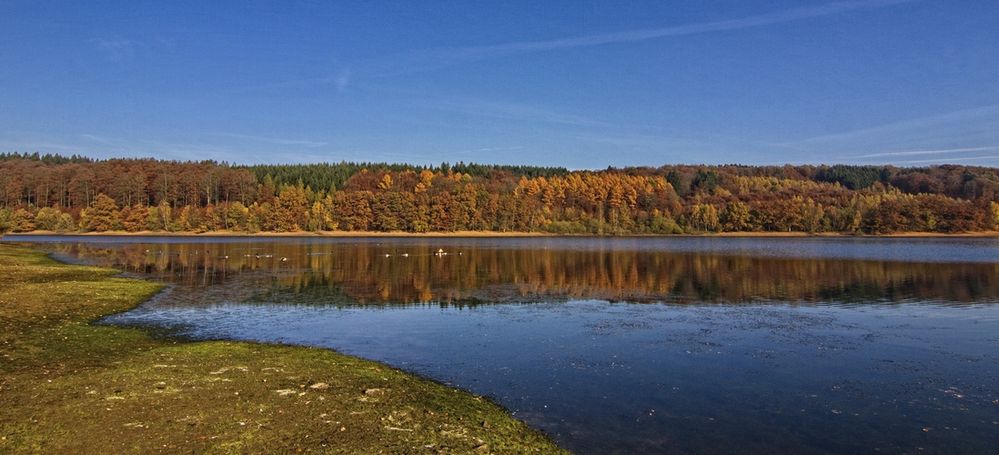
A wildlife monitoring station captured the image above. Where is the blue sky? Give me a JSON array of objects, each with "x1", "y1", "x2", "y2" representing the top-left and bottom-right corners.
[{"x1": 1, "y1": 0, "x2": 997, "y2": 168}]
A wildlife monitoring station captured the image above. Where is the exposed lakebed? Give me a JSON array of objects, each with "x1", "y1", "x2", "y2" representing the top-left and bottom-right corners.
[{"x1": 11, "y1": 235, "x2": 999, "y2": 454}]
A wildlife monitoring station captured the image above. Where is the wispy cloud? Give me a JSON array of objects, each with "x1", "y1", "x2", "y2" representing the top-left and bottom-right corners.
[
  {"x1": 895, "y1": 155, "x2": 999, "y2": 165},
  {"x1": 89, "y1": 36, "x2": 178, "y2": 63},
  {"x1": 91, "y1": 38, "x2": 137, "y2": 62},
  {"x1": 421, "y1": 99, "x2": 613, "y2": 128},
  {"x1": 212, "y1": 133, "x2": 329, "y2": 148},
  {"x1": 857, "y1": 146, "x2": 999, "y2": 158},
  {"x1": 446, "y1": 145, "x2": 525, "y2": 159},
  {"x1": 333, "y1": 69, "x2": 351, "y2": 92},
  {"x1": 460, "y1": 146, "x2": 524, "y2": 153},
  {"x1": 245, "y1": 0, "x2": 915, "y2": 90},
  {"x1": 433, "y1": 0, "x2": 911, "y2": 55},
  {"x1": 787, "y1": 104, "x2": 999, "y2": 147},
  {"x1": 80, "y1": 133, "x2": 117, "y2": 145},
  {"x1": 365, "y1": 0, "x2": 916, "y2": 78},
  {"x1": 773, "y1": 103, "x2": 999, "y2": 163}
]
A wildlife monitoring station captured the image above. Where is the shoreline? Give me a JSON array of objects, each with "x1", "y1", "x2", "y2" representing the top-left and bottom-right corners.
[
  {"x1": 4, "y1": 229, "x2": 999, "y2": 239},
  {"x1": 0, "y1": 244, "x2": 564, "y2": 453}
]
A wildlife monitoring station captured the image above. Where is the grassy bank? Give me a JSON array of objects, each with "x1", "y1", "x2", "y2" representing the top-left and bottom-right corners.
[{"x1": 0, "y1": 245, "x2": 564, "y2": 454}]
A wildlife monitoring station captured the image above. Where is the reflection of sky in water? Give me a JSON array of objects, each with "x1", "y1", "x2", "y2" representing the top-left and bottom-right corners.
[
  {"x1": 10, "y1": 236, "x2": 999, "y2": 454},
  {"x1": 106, "y1": 299, "x2": 999, "y2": 454}
]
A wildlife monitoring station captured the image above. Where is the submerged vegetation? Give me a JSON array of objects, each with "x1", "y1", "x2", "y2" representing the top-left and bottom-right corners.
[
  {"x1": 3, "y1": 153, "x2": 999, "y2": 234},
  {"x1": 0, "y1": 244, "x2": 563, "y2": 453}
]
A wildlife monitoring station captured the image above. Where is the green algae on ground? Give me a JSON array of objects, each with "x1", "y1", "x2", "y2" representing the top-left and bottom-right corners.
[{"x1": 0, "y1": 245, "x2": 564, "y2": 454}]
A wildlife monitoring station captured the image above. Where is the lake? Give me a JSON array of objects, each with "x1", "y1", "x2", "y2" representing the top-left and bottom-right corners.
[{"x1": 8, "y1": 235, "x2": 999, "y2": 454}]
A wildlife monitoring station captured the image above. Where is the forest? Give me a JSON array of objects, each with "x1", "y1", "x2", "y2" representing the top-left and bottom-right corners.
[{"x1": 2, "y1": 152, "x2": 999, "y2": 235}]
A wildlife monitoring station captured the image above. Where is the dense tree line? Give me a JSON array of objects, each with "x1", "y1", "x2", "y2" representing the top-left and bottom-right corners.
[
  {"x1": 246, "y1": 161, "x2": 568, "y2": 192},
  {"x1": 2, "y1": 153, "x2": 998, "y2": 234}
]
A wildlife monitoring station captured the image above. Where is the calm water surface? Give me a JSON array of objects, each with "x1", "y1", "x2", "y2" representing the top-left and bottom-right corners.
[{"x1": 8, "y1": 236, "x2": 999, "y2": 454}]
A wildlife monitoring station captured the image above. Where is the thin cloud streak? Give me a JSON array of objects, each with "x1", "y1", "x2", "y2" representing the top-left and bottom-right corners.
[
  {"x1": 786, "y1": 104, "x2": 999, "y2": 147},
  {"x1": 773, "y1": 104, "x2": 999, "y2": 164},
  {"x1": 91, "y1": 38, "x2": 137, "y2": 62},
  {"x1": 364, "y1": 0, "x2": 915, "y2": 79},
  {"x1": 421, "y1": 99, "x2": 614, "y2": 128},
  {"x1": 213, "y1": 133, "x2": 329, "y2": 148},
  {"x1": 858, "y1": 146, "x2": 999, "y2": 158},
  {"x1": 452, "y1": 0, "x2": 911, "y2": 54},
  {"x1": 896, "y1": 155, "x2": 999, "y2": 165},
  {"x1": 245, "y1": 0, "x2": 915, "y2": 90}
]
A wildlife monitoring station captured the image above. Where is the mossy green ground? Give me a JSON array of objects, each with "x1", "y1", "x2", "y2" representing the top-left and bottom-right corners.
[{"x1": 0, "y1": 245, "x2": 564, "y2": 454}]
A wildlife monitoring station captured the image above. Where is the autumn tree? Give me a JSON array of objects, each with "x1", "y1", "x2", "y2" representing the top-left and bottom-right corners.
[
  {"x1": 721, "y1": 201, "x2": 750, "y2": 231},
  {"x1": 272, "y1": 184, "x2": 308, "y2": 231},
  {"x1": 223, "y1": 202, "x2": 250, "y2": 231},
  {"x1": 121, "y1": 204, "x2": 149, "y2": 232},
  {"x1": 8, "y1": 208, "x2": 36, "y2": 232},
  {"x1": 307, "y1": 196, "x2": 337, "y2": 231},
  {"x1": 686, "y1": 204, "x2": 720, "y2": 232},
  {"x1": 333, "y1": 192, "x2": 373, "y2": 231},
  {"x1": 174, "y1": 206, "x2": 193, "y2": 231},
  {"x1": 146, "y1": 201, "x2": 172, "y2": 231},
  {"x1": 79, "y1": 193, "x2": 121, "y2": 231},
  {"x1": 34, "y1": 207, "x2": 68, "y2": 231}
]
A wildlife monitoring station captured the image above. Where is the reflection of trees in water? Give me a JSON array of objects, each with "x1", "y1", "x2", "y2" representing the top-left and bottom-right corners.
[{"x1": 55, "y1": 243, "x2": 999, "y2": 305}]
